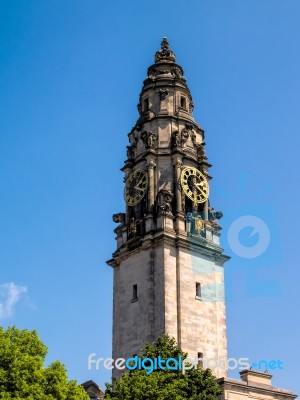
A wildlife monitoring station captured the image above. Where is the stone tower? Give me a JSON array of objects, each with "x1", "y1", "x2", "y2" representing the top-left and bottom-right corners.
[{"x1": 107, "y1": 38, "x2": 229, "y2": 378}]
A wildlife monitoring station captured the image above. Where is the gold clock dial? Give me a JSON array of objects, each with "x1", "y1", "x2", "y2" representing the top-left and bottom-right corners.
[
  {"x1": 180, "y1": 167, "x2": 209, "y2": 204},
  {"x1": 124, "y1": 169, "x2": 148, "y2": 206}
]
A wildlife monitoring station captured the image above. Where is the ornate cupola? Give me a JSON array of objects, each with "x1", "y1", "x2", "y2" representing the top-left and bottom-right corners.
[
  {"x1": 108, "y1": 38, "x2": 229, "y2": 379},
  {"x1": 114, "y1": 37, "x2": 221, "y2": 243}
]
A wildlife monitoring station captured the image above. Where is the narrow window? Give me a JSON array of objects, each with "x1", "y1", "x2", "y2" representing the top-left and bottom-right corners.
[
  {"x1": 197, "y1": 352, "x2": 204, "y2": 368},
  {"x1": 196, "y1": 282, "x2": 202, "y2": 299},
  {"x1": 180, "y1": 96, "x2": 186, "y2": 109},
  {"x1": 144, "y1": 98, "x2": 149, "y2": 111},
  {"x1": 132, "y1": 284, "x2": 138, "y2": 302}
]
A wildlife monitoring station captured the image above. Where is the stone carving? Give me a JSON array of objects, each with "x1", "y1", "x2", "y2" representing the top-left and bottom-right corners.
[
  {"x1": 148, "y1": 65, "x2": 181, "y2": 79},
  {"x1": 185, "y1": 122, "x2": 193, "y2": 130},
  {"x1": 181, "y1": 128, "x2": 189, "y2": 144},
  {"x1": 155, "y1": 37, "x2": 176, "y2": 63},
  {"x1": 172, "y1": 130, "x2": 181, "y2": 148},
  {"x1": 184, "y1": 123, "x2": 196, "y2": 145},
  {"x1": 208, "y1": 207, "x2": 223, "y2": 221},
  {"x1": 141, "y1": 130, "x2": 157, "y2": 149},
  {"x1": 171, "y1": 66, "x2": 182, "y2": 79},
  {"x1": 172, "y1": 126, "x2": 199, "y2": 149},
  {"x1": 128, "y1": 217, "x2": 137, "y2": 236},
  {"x1": 197, "y1": 143, "x2": 208, "y2": 161},
  {"x1": 156, "y1": 189, "x2": 173, "y2": 215},
  {"x1": 186, "y1": 212, "x2": 205, "y2": 236},
  {"x1": 208, "y1": 207, "x2": 223, "y2": 234},
  {"x1": 113, "y1": 213, "x2": 126, "y2": 224},
  {"x1": 126, "y1": 145, "x2": 136, "y2": 160},
  {"x1": 159, "y1": 88, "x2": 169, "y2": 100},
  {"x1": 195, "y1": 216, "x2": 204, "y2": 231},
  {"x1": 189, "y1": 101, "x2": 194, "y2": 113},
  {"x1": 191, "y1": 131, "x2": 197, "y2": 145},
  {"x1": 148, "y1": 69, "x2": 156, "y2": 80},
  {"x1": 147, "y1": 66, "x2": 171, "y2": 79},
  {"x1": 147, "y1": 159, "x2": 156, "y2": 170}
]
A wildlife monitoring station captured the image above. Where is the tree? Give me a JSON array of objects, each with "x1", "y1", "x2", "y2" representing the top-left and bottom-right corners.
[
  {"x1": 0, "y1": 326, "x2": 89, "y2": 400},
  {"x1": 105, "y1": 335, "x2": 222, "y2": 400}
]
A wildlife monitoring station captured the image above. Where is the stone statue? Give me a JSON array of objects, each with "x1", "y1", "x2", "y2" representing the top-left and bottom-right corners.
[
  {"x1": 141, "y1": 130, "x2": 157, "y2": 149},
  {"x1": 113, "y1": 213, "x2": 126, "y2": 224},
  {"x1": 129, "y1": 218, "x2": 137, "y2": 235},
  {"x1": 197, "y1": 143, "x2": 207, "y2": 161},
  {"x1": 208, "y1": 207, "x2": 223, "y2": 221},
  {"x1": 181, "y1": 128, "x2": 189, "y2": 144},
  {"x1": 172, "y1": 130, "x2": 181, "y2": 148},
  {"x1": 126, "y1": 145, "x2": 136, "y2": 160},
  {"x1": 156, "y1": 189, "x2": 173, "y2": 215},
  {"x1": 159, "y1": 88, "x2": 169, "y2": 100},
  {"x1": 171, "y1": 66, "x2": 182, "y2": 78}
]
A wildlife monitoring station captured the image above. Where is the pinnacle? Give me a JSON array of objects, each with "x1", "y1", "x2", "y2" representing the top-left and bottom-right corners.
[{"x1": 155, "y1": 37, "x2": 176, "y2": 63}]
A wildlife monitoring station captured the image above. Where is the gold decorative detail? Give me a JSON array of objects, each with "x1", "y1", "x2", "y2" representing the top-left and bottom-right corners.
[
  {"x1": 129, "y1": 218, "x2": 137, "y2": 235},
  {"x1": 195, "y1": 217, "x2": 204, "y2": 230},
  {"x1": 124, "y1": 169, "x2": 148, "y2": 206},
  {"x1": 180, "y1": 167, "x2": 209, "y2": 204}
]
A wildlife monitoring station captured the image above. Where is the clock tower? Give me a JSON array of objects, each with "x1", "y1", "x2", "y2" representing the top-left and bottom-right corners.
[{"x1": 107, "y1": 38, "x2": 229, "y2": 378}]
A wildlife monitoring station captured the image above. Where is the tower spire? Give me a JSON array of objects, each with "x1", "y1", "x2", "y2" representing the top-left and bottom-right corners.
[{"x1": 108, "y1": 39, "x2": 229, "y2": 380}]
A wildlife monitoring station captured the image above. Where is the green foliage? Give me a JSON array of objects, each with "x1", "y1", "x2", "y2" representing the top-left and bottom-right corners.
[
  {"x1": 0, "y1": 326, "x2": 89, "y2": 400},
  {"x1": 105, "y1": 334, "x2": 221, "y2": 400}
]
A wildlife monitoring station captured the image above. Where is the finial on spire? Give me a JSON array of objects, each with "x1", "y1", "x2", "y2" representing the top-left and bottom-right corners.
[
  {"x1": 155, "y1": 37, "x2": 176, "y2": 63},
  {"x1": 161, "y1": 37, "x2": 169, "y2": 51}
]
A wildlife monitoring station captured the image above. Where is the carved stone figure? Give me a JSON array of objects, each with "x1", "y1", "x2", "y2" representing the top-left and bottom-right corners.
[
  {"x1": 148, "y1": 66, "x2": 174, "y2": 79},
  {"x1": 172, "y1": 130, "x2": 181, "y2": 148},
  {"x1": 141, "y1": 130, "x2": 157, "y2": 149},
  {"x1": 191, "y1": 131, "x2": 197, "y2": 145},
  {"x1": 113, "y1": 213, "x2": 126, "y2": 224},
  {"x1": 148, "y1": 68, "x2": 156, "y2": 80},
  {"x1": 181, "y1": 128, "x2": 189, "y2": 144},
  {"x1": 126, "y1": 145, "x2": 136, "y2": 160},
  {"x1": 156, "y1": 189, "x2": 173, "y2": 215},
  {"x1": 171, "y1": 66, "x2": 182, "y2": 78},
  {"x1": 208, "y1": 207, "x2": 223, "y2": 222},
  {"x1": 159, "y1": 88, "x2": 169, "y2": 100},
  {"x1": 128, "y1": 217, "x2": 137, "y2": 235},
  {"x1": 185, "y1": 122, "x2": 193, "y2": 130},
  {"x1": 197, "y1": 143, "x2": 207, "y2": 161}
]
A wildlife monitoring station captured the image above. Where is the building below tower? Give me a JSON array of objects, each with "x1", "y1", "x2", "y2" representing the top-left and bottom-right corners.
[{"x1": 218, "y1": 370, "x2": 297, "y2": 400}]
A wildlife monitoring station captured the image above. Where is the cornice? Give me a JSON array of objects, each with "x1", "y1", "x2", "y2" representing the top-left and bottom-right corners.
[{"x1": 107, "y1": 229, "x2": 229, "y2": 268}]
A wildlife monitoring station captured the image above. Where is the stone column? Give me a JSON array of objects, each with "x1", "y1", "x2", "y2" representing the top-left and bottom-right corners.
[
  {"x1": 173, "y1": 157, "x2": 182, "y2": 213},
  {"x1": 122, "y1": 166, "x2": 132, "y2": 243},
  {"x1": 145, "y1": 157, "x2": 156, "y2": 233},
  {"x1": 203, "y1": 200, "x2": 208, "y2": 220},
  {"x1": 147, "y1": 158, "x2": 156, "y2": 213},
  {"x1": 173, "y1": 156, "x2": 185, "y2": 234}
]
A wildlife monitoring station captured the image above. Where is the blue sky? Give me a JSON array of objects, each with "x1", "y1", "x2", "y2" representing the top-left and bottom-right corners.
[{"x1": 1, "y1": 0, "x2": 300, "y2": 394}]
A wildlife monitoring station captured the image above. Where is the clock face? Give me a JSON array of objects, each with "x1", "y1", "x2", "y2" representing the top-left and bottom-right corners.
[
  {"x1": 180, "y1": 167, "x2": 209, "y2": 204},
  {"x1": 124, "y1": 169, "x2": 148, "y2": 206}
]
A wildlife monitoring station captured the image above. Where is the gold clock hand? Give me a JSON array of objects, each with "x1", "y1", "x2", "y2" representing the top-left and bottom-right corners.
[
  {"x1": 134, "y1": 180, "x2": 144, "y2": 191},
  {"x1": 195, "y1": 182, "x2": 207, "y2": 196}
]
